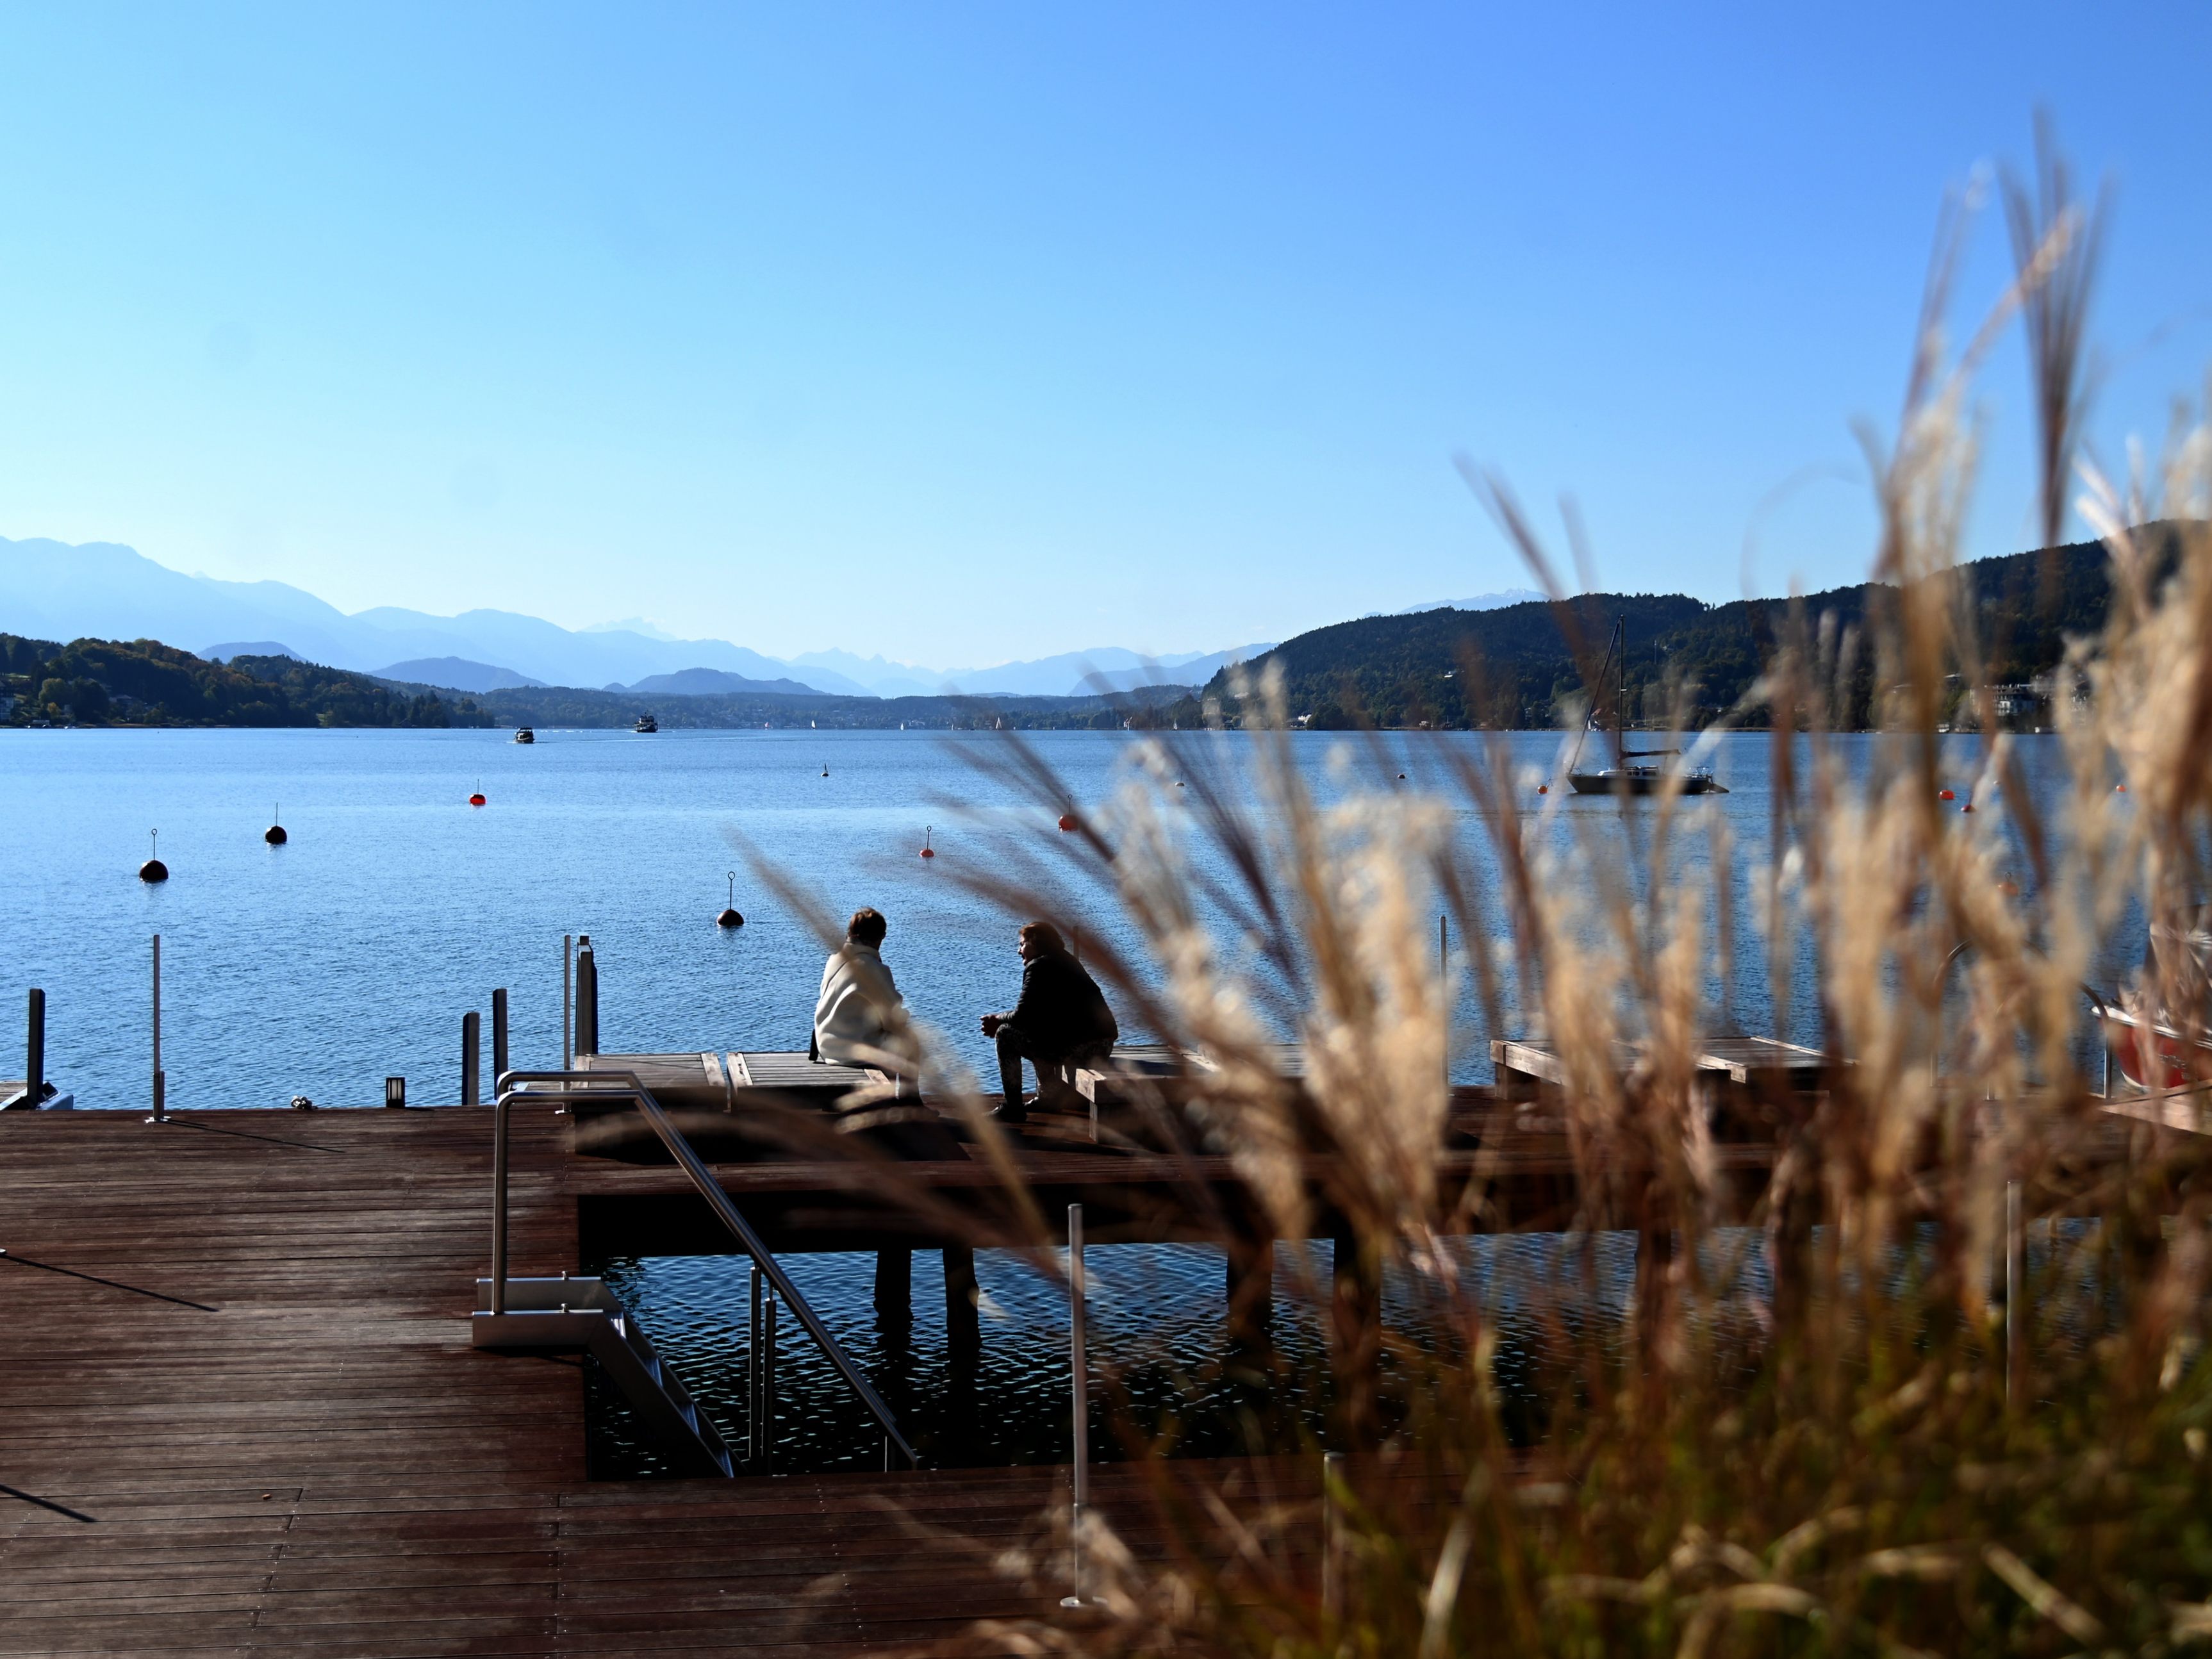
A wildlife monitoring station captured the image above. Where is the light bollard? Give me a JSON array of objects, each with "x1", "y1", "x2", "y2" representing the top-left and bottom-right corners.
[
  {"x1": 561, "y1": 934, "x2": 574, "y2": 1072},
  {"x1": 148, "y1": 934, "x2": 165, "y2": 1123},
  {"x1": 1061, "y1": 1201, "x2": 1090, "y2": 1608}
]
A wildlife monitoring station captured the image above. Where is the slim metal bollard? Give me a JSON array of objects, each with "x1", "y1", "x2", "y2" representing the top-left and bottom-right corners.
[
  {"x1": 749, "y1": 1266, "x2": 764, "y2": 1465},
  {"x1": 1062, "y1": 1202, "x2": 1089, "y2": 1608},
  {"x1": 561, "y1": 934, "x2": 574, "y2": 1072},
  {"x1": 1439, "y1": 913, "x2": 1449, "y2": 1093},
  {"x1": 149, "y1": 934, "x2": 165, "y2": 1122},
  {"x1": 461, "y1": 1011, "x2": 481, "y2": 1106},
  {"x1": 491, "y1": 989, "x2": 509, "y2": 1087},
  {"x1": 1321, "y1": 1450, "x2": 1346, "y2": 1617},
  {"x1": 761, "y1": 1292, "x2": 779, "y2": 1474}
]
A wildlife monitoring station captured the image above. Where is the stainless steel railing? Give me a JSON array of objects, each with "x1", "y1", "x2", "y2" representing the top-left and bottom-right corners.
[{"x1": 490, "y1": 1068, "x2": 918, "y2": 1468}]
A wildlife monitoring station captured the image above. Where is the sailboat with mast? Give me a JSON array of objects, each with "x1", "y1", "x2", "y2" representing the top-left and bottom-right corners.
[{"x1": 1564, "y1": 618, "x2": 1727, "y2": 796}]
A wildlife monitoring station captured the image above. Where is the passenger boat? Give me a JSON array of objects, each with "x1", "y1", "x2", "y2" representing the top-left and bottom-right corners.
[
  {"x1": 1562, "y1": 618, "x2": 1726, "y2": 796},
  {"x1": 513, "y1": 727, "x2": 534, "y2": 744},
  {"x1": 633, "y1": 713, "x2": 658, "y2": 734}
]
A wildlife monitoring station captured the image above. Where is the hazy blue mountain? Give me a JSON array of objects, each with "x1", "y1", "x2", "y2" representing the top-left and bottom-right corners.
[
  {"x1": 792, "y1": 642, "x2": 1277, "y2": 697},
  {"x1": 372, "y1": 656, "x2": 547, "y2": 693},
  {"x1": 202, "y1": 641, "x2": 305, "y2": 662},
  {"x1": 787, "y1": 648, "x2": 943, "y2": 697},
  {"x1": 1396, "y1": 588, "x2": 1549, "y2": 614},
  {"x1": 1068, "y1": 643, "x2": 1275, "y2": 695},
  {"x1": 622, "y1": 666, "x2": 820, "y2": 697},
  {"x1": 0, "y1": 534, "x2": 870, "y2": 693},
  {"x1": 1, "y1": 534, "x2": 1266, "y2": 702}
]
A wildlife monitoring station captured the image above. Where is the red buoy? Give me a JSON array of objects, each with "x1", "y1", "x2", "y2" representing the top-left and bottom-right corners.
[
  {"x1": 1938, "y1": 788, "x2": 1954, "y2": 801},
  {"x1": 469, "y1": 793, "x2": 486, "y2": 807},
  {"x1": 920, "y1": 826, "x2": 936, "y2": 860},
  {"x1": 1961, "y1": 802, "x2": 1974, "y2": 813},
  {"x1": 1537, "y1": 784, "x2": 1549, "y2": 795},
  {"x1": 1057, "y1": 813, "x2": 1077, "y2": 833},
  {"x1": 2116, "y1": 782, "x2": 2127, "y2": 793}
]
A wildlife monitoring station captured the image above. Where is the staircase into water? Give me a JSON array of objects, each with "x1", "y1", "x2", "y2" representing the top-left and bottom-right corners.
[{"x1": 474, "y1": 1273, "x2": 735, "y2": 1477}]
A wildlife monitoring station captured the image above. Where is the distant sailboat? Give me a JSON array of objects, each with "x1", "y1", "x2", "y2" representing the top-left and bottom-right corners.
[{"x1": 1563, "y1": 618, "x2": 1726, "y2": 796}]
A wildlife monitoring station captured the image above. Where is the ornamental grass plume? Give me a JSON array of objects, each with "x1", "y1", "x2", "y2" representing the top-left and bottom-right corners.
[{"x1": 846, "y1": 135, "x2": 2212, "y2": 1657}]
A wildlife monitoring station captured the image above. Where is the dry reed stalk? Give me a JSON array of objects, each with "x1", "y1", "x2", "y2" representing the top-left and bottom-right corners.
[{"x1": 747, "y1": 136, "x2": 2212, "y2": 1658}]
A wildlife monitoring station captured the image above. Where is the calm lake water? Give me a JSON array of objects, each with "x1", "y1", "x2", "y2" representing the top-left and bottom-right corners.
[{"x1": 1, "y1": 723, "x2": 2106, "y2": 1474}]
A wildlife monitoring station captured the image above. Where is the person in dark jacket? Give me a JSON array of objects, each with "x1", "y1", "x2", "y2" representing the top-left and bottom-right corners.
[{"x1": 980, "y1": 921, "x2": 1117, "y2": 1121}]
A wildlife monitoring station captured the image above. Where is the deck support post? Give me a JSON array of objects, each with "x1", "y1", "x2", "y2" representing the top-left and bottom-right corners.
[
  {"x1": 462, "y1": 1011, "x2": 481, "y2": 1106},
  {"x1": 944, "y1": 1244, "x2": 980, "y2": 1355},
  {"x1": 491, "y1": 989, "x2": 509, "y2": 1089},
  {"x1": 1226, "y1": 1230, "x2": 1275, "y2": 1345},
  {"x1": 1329, "y1": 1221, "x2": 1381, "y2": 1453},
  {"x1": 874, "y1": 1248, "x2": 912, "y2": 1321}
]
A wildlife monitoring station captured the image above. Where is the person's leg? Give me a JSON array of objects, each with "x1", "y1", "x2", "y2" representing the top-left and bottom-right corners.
[{"x1": 995, "y1": 1025, "x2": 1029, "y2": 1118}]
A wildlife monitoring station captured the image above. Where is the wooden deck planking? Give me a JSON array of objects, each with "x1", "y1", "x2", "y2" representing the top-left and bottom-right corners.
[{"x1": 0, "y1": 1107, "x2": 1280, "y2": 1656}]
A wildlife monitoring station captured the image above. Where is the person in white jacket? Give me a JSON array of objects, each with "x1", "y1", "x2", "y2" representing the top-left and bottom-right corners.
[{"x1": 812, "y1": 907, "x2": 919, "y2": 1082}]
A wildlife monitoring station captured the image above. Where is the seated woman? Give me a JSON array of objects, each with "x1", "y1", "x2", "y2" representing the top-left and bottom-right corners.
[
  {"x1": 813, "y1": 907, "x2": 919, "y2": 1085},
  {"x1": 980, "y1": 921, "x2": 1118, "y2": 1121}
]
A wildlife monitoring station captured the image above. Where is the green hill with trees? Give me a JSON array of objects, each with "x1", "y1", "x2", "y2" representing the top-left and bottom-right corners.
[
  {"x1": 1201, "y1": 527, "x2": 2177, "y2": 730},
  {"x1": 1, "y1": 634, "x2": 495, "y2": 727}
]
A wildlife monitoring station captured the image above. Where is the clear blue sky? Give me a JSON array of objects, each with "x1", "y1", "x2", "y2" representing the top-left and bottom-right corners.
[{"x1": 1, "y1": 3, "x2": 2207, "y2": 666}]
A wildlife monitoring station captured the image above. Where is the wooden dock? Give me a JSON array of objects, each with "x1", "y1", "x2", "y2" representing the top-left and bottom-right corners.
[{"x1": 0, "y1": 1106, "x2": 1312, "y2": 1656}]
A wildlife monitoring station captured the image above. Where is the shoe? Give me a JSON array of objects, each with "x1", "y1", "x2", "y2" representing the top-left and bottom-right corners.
[{"x1": 990, "y1": 1098, "x2": 1030, "y2": 1123}]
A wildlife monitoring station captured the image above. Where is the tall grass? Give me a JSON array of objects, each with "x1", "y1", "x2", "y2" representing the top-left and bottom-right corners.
[{"x1": 774, "y1": 141, "x2": 2212, "y2": 1655}]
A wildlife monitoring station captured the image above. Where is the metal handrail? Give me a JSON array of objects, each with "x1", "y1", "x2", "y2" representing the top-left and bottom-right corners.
[{"x1": 490, "y1": 1068, "x2": 918, "y2": 1467}]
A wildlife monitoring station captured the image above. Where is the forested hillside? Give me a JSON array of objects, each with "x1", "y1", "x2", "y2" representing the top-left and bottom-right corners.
[
  {"x1": 1203, "y1": 527, "x2": 2175, "y2": 730},
  {"x1": 1, "y1": 634, "x2": 494, "y2": 727}
]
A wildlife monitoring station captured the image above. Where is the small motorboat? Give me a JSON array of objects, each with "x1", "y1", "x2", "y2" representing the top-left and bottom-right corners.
[
  {"x1": 514, "y1": 727, "x2": 535, "y2": 744},
  {"x1": 2090, "y1": 908, "x2": 2212, "y2": 1094},
  {"x1": 633, "y1": 713, "x2": 658, "y2": 734}
]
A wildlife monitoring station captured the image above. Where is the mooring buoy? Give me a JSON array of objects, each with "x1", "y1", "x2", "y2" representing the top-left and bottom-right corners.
[
  {"x1": 265, "y1": 802, "x2": 287, "y2": 846},
  {"x1": 716, "y1": 870, "x2": 744, "y2": 928},
  {"x1": 140, "y1": 829, "x2": 169, "y2": 884},
  {"x1": 920, "y1": 826, "x2": 936, "y2": 860}
]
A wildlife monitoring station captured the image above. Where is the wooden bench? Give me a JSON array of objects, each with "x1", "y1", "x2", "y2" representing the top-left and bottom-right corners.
[{"x1": 1489, "y1": 1034, "x2": 1832, "y2": 1101}]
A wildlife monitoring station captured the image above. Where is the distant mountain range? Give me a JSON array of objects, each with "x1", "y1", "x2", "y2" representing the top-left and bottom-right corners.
[{"x1": 0, "y1": 535, "x2": 1269, "y2": 700}]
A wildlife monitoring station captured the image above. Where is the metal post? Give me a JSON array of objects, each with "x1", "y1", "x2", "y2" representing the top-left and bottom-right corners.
[
  {"x1": 149, "y1": 935, "x2": 165, "y2": 1121},
  {"x1": 1439, "y1": 913, "x2": 1449, "y2": 1093},
  {"x1": 561, "y1": 935, "x2": 574, "y2": 1072},
  {"x1": 462, "y1": 1011, "x2": 481, "y2": 1106},
  {"x1": 24, "y1": 987, "x2": 45, "y2": 1109},
  {"x1": 490, "y1": 1094, "x2": 509, "y2": 1314},
  {"x1": 762, "y1": 1291, "x2": 779, "y2": 1474},
  {"x1": 1063, "y1": 1202, "x2": 1089, "y2": 1608},
  {"x1": 2005, "y1": 1178, "x2": 2026, "y2": 1407},
  {"x1": 1322, "y1": 1449, "x2": 1346, "y2": 1617},
  {"x1": 749, "y1": 1264, "x2": 763, "y2": 1465},
  {"x1": 492, "y1": 989, "x2": 509, "y2": 1089}
]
